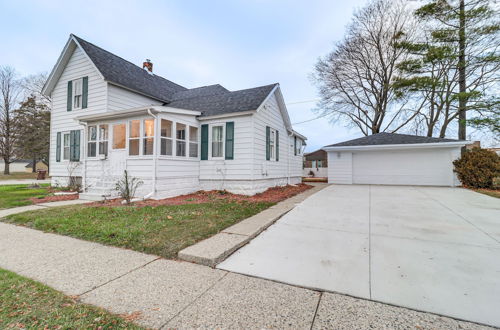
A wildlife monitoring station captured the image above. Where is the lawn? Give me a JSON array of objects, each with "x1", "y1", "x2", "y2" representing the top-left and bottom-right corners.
[
  {"x1": 3, "y1": 200, "x2": 273, "y2": 259},
  {"x1": 0, "y1": 172, "x2": 40, "y2": 180},
  {"x1": 0, "y1": 184, "x2": 51, "y2": 209},
  {"x1": 0, "y1": 268, "x2": 143, "y2": 329},
  {"x1": 474, "y1": 188, "x2": 500, "y2": 199}
]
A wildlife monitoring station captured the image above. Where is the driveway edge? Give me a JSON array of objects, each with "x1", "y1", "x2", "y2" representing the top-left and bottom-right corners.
[{"x1": 178, "y1": 183, "x2": 327, "y2": 267}]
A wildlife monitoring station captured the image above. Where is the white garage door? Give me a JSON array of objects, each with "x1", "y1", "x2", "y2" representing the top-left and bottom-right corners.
[{"x1": 352, "y1": 148, "x2": 453, "y2": 186}]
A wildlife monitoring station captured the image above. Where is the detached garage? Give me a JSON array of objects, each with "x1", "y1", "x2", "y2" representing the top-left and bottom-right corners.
[{"x1": 323, "y1": 133, "x2": 471, "y2": 187}]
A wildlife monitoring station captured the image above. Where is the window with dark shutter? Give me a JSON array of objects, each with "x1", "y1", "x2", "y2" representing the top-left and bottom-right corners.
[
  {"x1": 67, "y1": 81, "x2": 72, "y2": 111},
  {"x1": 201, "y1": 124, "x2": 208, "y2": 160},
  {"x1": 225, "y1": 122, "x2": 234, "y2": 160},
  {"x1": 266, "y1": 126, "x2": 270, "y2": 160}
]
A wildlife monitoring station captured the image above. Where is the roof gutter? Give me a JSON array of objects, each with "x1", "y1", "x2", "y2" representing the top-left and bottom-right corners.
[{"x1": 323, "y1": 141, "x2": 472, "y2": 152}]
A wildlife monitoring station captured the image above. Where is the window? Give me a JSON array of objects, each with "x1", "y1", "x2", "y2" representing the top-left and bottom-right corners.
[
  {"x1": 99, "y1": 124, "x2": 108, "y2": 156},
  {"x1": 63, "y1": 133, "x2": 70, "y2": 160},
  {"x1": 269, "y1": 129, "x2": 276, "y2": 160},
  {"x1": 87, "y1": 125, "x2": 97, "y2": 157},
  {"x1": 176, "y1": 123, "x2": 186, "y2": 157},
  {"x1": 73, "y1": 78, "x2": 83, "y2": 109},
  {"x1": 160, "y1": 119, "x2": 173, "y2": 156},
  {"x1": 189, "y1": 126, "x2": 198, "y2": 158},
  {"x1": 112, "y1": 124, "x2": 126, "y2": 149},
  {"x1": 143, "y1": 119, "x2": 154, "y2": 155},
  {"x1": 212, "y1": 125, "x2": 223, "y2": 158},
  {"x1": 129, "y1": 120, "x2": 140, "y2": 156},
  {"x1": 295, "y1": 137, "x2": 302, "y2": 155}
]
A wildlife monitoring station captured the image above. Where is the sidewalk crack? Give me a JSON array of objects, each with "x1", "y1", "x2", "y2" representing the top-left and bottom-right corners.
[
  {"x1": 159, "y1": 271, "x2": 229, "y2": 329},
  {"x1": 309, "y1": 291, "x2": 323, "y2": 330},
  {"x1": 78, "y1": 257, "x2": 161, "y2": 297}
]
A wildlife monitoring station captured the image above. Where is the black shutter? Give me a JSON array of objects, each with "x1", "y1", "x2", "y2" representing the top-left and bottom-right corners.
[
  {"x1": 70, "y1": 130, "x2": 80, "y2": 161},
  {"x1": 56, "y1": 132, "x2": 61, "y2": 162},
  {"x1": 201, "y1": 124, "x2": 208, "y2": 160},
  {"x1": 266, "y1": 126, "x2": 270, "y2": 160},
  {"x1": 82, "y1": 76, "x2": 88, "y2": 109},
  {"x1": 294, "y1": 136, "x2": 297, "y2": 156},
  {"x1": 67, "y1": 81, "x2": 72, "y2": 111},
  {"x1": 225, "y1": 122, "x2": 234, "y2": 160},
  {"x1": 276, "y1": 130, "x2": 279, "y2": 161}
]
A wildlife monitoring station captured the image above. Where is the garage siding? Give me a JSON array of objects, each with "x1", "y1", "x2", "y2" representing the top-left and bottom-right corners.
[
  {"x1": 327, "y1": 147, "x2": 462, "y2": 187},
  {"x1": 327, "y1": 151, "x2": 352, "y2": 184}
]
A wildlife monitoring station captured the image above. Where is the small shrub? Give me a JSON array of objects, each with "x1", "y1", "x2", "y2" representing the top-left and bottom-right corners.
[
  {"x1": 308, "y1": 170, "x2": 315, "y2": 177},
  {"x1": 453, "y1": 148, "x2": 500, "y2": 189},
  {"x1": 115, "y1": 170, "x2": 143, "y2": 204}
]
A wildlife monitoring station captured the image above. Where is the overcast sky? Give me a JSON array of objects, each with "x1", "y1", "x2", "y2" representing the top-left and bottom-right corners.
[{"x1": 1, "y1": 0, "x2": 492, "y2": 150}]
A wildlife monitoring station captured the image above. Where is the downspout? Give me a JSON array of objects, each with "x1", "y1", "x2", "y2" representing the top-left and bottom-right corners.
[
  {"x1": 287, "y1": 132, "x2": 291, "y2": 185},
  {"x1": 142, "y1": 108, "x2": 158, "y2": 200},
  {"x1": 80, "y1": 121, "x2": 88, "y2": 193}
]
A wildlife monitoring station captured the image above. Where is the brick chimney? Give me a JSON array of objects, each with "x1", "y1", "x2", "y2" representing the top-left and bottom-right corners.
[{"x1": 143, "y1": 59, "x2": 153, "y2": 73}]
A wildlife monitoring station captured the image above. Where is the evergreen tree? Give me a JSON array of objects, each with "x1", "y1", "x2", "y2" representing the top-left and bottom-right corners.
[
  {"x1": 406, "y1": 0, "x2": 499, "y2": 139},
  {"x1": 14, "y1": 95, "x2": 50, "y2": 172}
]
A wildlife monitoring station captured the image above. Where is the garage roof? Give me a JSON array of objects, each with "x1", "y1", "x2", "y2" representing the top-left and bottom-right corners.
[{"x1": 324, "y1": 132, "x2": 460, "y2": 147}]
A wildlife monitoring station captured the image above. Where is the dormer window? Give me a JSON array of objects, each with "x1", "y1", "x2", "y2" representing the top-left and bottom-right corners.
[{"x1": 73, "y1": 78, "x2": 83, "y2": 109}]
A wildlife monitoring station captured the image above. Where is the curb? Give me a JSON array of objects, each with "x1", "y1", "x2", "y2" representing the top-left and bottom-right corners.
[{"x1": 178, "y1": 183, "x2": 327, "y2": 267}]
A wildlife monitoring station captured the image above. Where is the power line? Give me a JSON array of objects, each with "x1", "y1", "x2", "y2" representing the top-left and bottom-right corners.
[
  {"x1": 292, "y1": 112, "x2": 331, "y2": 125},
  {"x1": 286, "y1": 98, "x2": 320, "y2": 106}
]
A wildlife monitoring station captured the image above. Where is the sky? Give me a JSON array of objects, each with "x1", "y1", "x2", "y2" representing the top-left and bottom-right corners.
[{"x1": 0, "y1": 0, "x2": 493, "y2": 151}]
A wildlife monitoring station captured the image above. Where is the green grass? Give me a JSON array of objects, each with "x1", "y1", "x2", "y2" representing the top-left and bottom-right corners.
[
  {"x1": 0, "y1": 184, "x2": 51, "y2": 209},
  {"x1": 0, "y1": 268, "x2": 143, "y2": 329},
  {"x1": 3, "y1": 201, "x2": 273, "y2": 259}
]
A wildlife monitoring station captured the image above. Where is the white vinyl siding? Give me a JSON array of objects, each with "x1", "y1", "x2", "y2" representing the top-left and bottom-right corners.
[
  {"x1": 107, "y1": 84, "x2": 161, "y2": 111},
  {"x1": 49, "y1": 46, "x2": 107, "y2": 180}
]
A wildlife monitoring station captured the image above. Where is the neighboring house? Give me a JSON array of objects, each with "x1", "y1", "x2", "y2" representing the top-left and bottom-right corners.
[
  {"x1": 323, "y1": 133, "x2": 471, "y2": 186},
  {"x1": 42, "y1": 34, "x2": 306, "y2": 200},
  {"x1": 0, "y1": 160, "x2": 30, "y2": 173},
  {"x1": 487, "y1": 147, "x2": 500, "y2": 156},
  {"x1": 303, "y1": 149, "x2": 327, "y2": 178},
  {"x1": 25, "y1": 160, "x2": 49, "y2": 173}
]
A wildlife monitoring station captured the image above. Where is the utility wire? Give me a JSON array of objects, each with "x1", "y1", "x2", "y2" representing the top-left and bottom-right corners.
[
  {"x1": 286, "y1": 98, "x2": 320, "y2": 105},
  {"x1": 292, "y1": 112, "x2": 331, "y2": 125}
]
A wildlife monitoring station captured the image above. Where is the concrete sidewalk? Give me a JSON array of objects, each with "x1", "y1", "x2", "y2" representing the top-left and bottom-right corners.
[
  {"x1": 0, "y1": 224, "x2": 490, "y2": 328},
  {"x1": 0, "y1": 199, "x2": 90, "y2": 218}
]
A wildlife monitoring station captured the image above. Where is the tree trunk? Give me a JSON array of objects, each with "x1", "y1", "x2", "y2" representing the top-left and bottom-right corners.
[
  {"x1": 3, "y1": 159, "x2": 10, "y2": 175},
  {"x1": 32, "y1": 156, "x2": 37, "y2": 173},
  {"x1": 457, "y1": 0, "x2": 467, "y2": 140}
]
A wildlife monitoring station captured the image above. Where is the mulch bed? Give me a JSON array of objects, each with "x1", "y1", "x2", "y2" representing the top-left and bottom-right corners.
[
  {"x1": 29, "y1": 194, "x2": 80, "y2": 204},
  {"x1": 90, "y1": 183, "x2": 313, "y2": 207}
]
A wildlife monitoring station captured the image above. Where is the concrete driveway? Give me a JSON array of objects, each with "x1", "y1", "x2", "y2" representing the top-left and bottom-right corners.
[{"x1": 218, "y1": 185, "x2": 500, "y2": 327}]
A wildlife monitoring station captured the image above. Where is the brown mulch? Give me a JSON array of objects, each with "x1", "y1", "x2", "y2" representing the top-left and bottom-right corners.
[
  {"x1": 29, "y1": 194, "x2": 79, "y2": 204},
  {"x1": 90, "y1": 183, "x2": 313, "y2": 207}
]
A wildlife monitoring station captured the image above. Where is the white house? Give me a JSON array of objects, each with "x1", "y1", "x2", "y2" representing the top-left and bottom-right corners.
[
  {"x1": 323, "y1": 133, "x2": 470, "y2": 187},
  {"x1": 42, "y1": 34, "x2": 306, "y2": 200}
]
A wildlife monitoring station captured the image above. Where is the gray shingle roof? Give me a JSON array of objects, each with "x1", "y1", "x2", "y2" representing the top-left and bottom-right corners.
[
  {"x1": 325, "y1": 132, "x2": 460, "y2": 147},
  {"x1": 168, "y1": 84, "x2": 278, "y2": 117},
  {"x1": 171, "y1": 84, "x2": 228, "y2": 100},
  {"x1": 73, "y1": 35, "x2": 187, "y2": 102},
  {"x1": 73, "y1": 35, "x2": 277, "y2": 117}
]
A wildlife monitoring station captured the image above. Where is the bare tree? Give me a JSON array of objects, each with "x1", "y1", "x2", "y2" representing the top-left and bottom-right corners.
[
  {"x1": 21, "y1": 72, "x2": 51, "y2": 106},
  {"x1": 312, "y1": 0, "x2": 422, "y2": 136},
  {"x1": 0, "y1": 66, "x2": 22, "y2": 174}
]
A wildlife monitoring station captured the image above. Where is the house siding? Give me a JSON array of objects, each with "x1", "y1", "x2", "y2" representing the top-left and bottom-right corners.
[
  {"x1": 107, "y1": 84, "x2": 161, "y2": 111},
  {"x1": 251, "y1": 91, "x2": 303, "y2": 192},
  {"x1": 49, "y1": 46, "x2": 107, "y2": 184}
]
